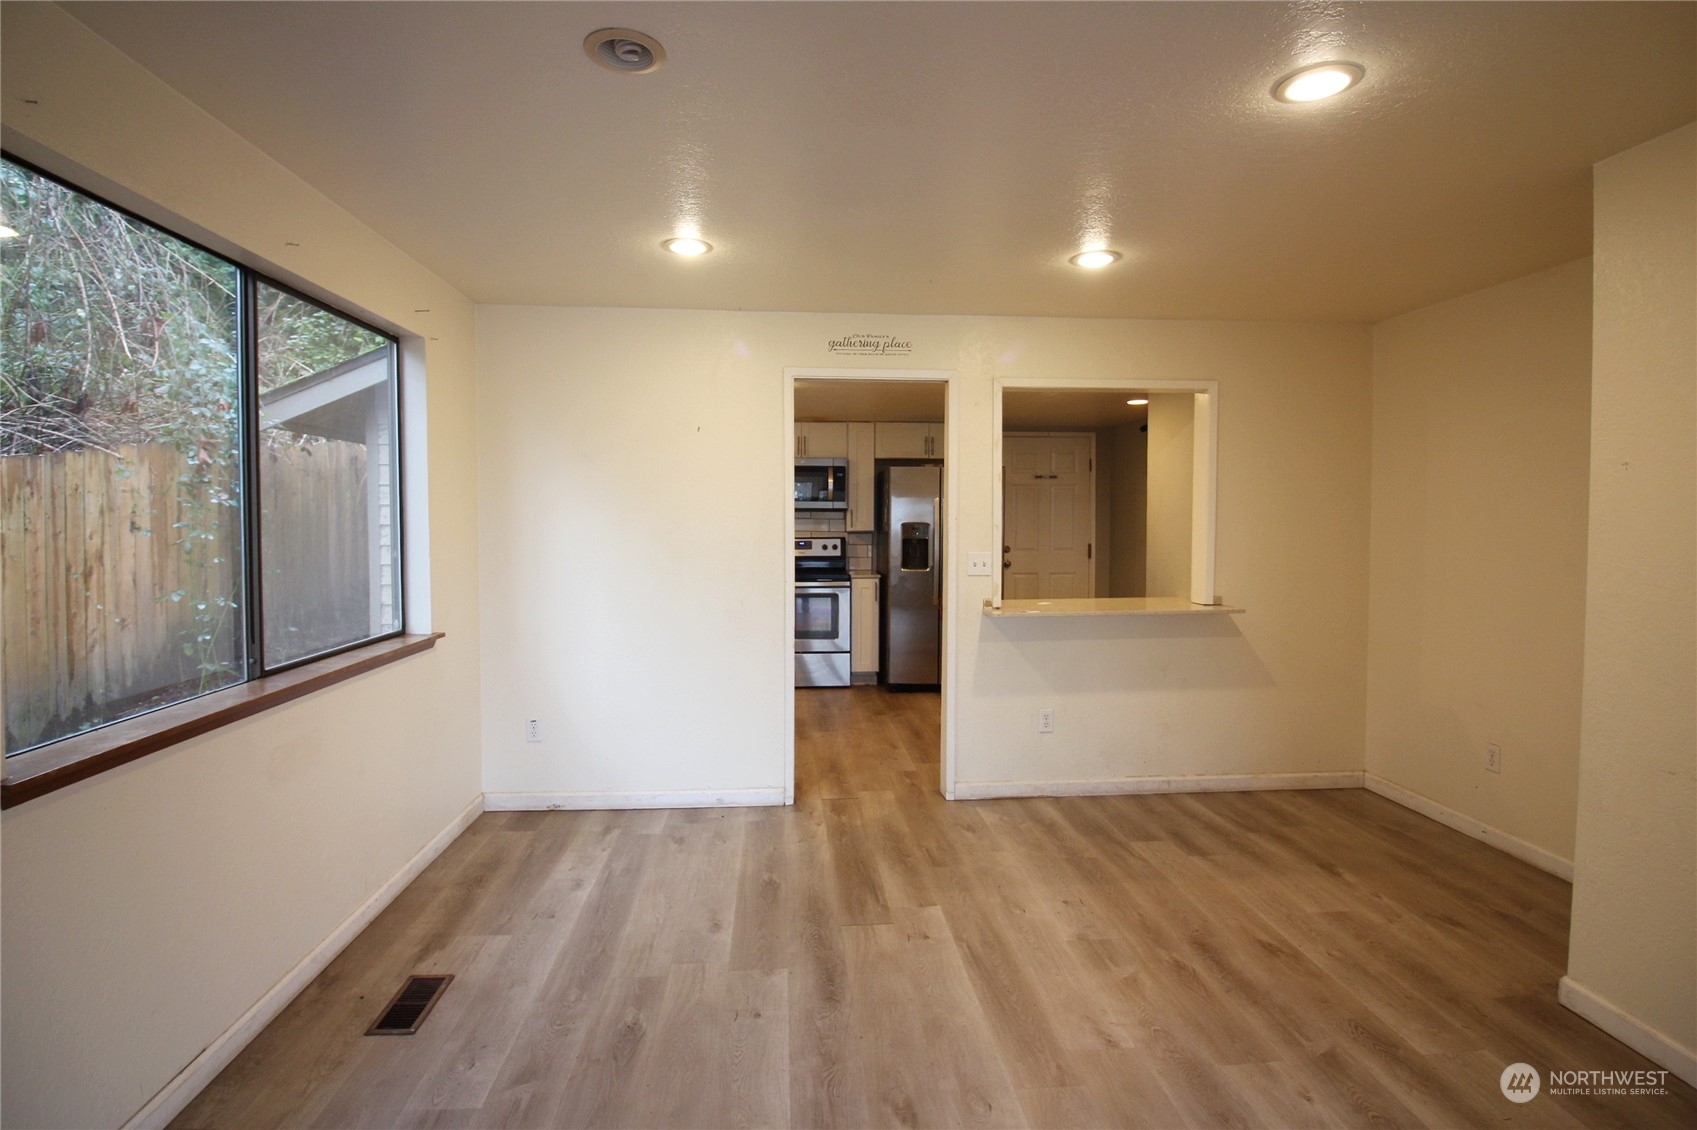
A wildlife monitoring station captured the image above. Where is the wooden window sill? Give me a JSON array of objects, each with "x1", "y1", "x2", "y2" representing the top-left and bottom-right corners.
[
  {"x1": 983, "y1": 597, "x2": 1246, "y2": 617},
  {"x1": 1, "y1": 633, "x2": 443, "y2": 810}
]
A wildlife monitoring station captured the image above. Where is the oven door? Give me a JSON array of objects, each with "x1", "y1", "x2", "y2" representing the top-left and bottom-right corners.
[
  {"x1": 795, "y1": 580, "x2": 851, "y2": 687},
  {"x1": 794, "y1": 581, "x2": 851, "y2": 653}
]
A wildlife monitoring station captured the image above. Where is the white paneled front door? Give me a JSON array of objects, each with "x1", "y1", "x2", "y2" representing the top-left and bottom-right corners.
[{"x1": 1002, "y1": 433, "x2": 1094, "y2": 598}]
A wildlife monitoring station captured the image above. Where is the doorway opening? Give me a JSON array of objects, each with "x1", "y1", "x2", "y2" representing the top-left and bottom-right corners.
[{"x1": 784, "y1": 368, "x2": 956, "y2": 806}]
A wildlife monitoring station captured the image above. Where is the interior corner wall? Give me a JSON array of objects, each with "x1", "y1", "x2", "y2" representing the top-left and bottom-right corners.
[
  {"x1": 1091, "y1": 429, "x2": 1114, "y2": 595},
  {"x1": 1081, "y1": 426, "x2": 1151, "y2": 597},
  {"x1": 476, "y1": 308, "x2": 1372, "y2": 800},
  {"x1": 1144, "y1": 394, "x2": 1195, "y2": 599},
  {"x1": 1566, "y1": 122, "x2": 1696, "y2": 1072},
  {"x1": 1106, "y1": 422, "x2": 1147, "y2": 597},
  {"x1": 0, "y1": 7, "x2": 483, "y2": 1128},
  {"x1": 1364, "y1": 258, "x2": 1593, "y2": 863}
]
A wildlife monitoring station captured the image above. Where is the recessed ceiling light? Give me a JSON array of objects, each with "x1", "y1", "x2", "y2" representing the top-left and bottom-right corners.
[
  {"x1": 584, "y1": 28, "x2": 666, "y2": 74},
  {"x1": 663, "y1": 237, "x2": 712, "y2": 256},
  {"x1": 1069, "y1": 249, "x2": 1121, "y2": 269},
  {"x1": 1126, "y1": 398, "x2": 1149, "y2": 406},
  {"x1": 1273, "y1": 62, "x2": 1365, "y2": 103}
]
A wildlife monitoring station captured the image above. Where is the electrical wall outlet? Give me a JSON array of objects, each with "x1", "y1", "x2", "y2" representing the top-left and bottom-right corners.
[
  {"x1": 1038, "y1": 706, "x2": 1055, "y2": 734},
  {"x1": 1485, "y1": 742, "x2": 1501, "y2": 773},
  {"x1": 525, "y1": 718, "x2": 542, "y2": 743}
]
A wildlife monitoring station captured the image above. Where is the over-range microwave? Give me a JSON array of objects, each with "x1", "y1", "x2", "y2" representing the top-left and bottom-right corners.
[{"x1": 795, "y1": 458, "x2": 848, "y2": 510}]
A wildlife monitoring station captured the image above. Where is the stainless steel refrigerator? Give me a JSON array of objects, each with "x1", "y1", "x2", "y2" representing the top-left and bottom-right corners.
[{"x1": 879, "y1": 464, "x2": 942, "y2": 686}]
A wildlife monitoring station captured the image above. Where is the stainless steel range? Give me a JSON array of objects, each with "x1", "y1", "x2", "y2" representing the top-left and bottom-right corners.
[{"x1": 794, "y1": 536, "x2": 851, "y2": 687}]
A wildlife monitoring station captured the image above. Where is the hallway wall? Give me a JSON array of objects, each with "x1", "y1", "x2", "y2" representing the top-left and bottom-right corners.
[{"x1": 1365, "y1": 258, "x2": 1592, "y2": 865}]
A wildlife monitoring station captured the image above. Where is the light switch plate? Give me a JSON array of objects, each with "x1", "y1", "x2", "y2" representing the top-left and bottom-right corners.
[{"x1": 967, "y1": 552, "x2": 993, "y2": 576}]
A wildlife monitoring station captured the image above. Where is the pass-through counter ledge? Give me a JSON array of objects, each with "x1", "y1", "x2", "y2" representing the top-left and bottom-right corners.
[{"x1": 983, "y1": 597, "x2": 1245, "y2": 617}]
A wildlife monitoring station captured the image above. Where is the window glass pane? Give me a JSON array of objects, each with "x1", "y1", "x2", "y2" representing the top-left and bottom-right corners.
[
  {"x1": 255, "y1": 283, "x2": 399, "y2": 667},
  {"x1": 1, "y1": 160, "x2": 244, "y2": 754}
]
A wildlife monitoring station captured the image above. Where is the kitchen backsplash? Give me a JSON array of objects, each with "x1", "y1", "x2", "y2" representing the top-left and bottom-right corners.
[
  {"x1": 797, "y1": 512, "x2": 876, "y2": 572},
  {"x1": 794, "y1": 512, "x2": 845, "y2": 534},
  {"x1": 846, "y1": 533, "x2": 874, "y2": 572}
]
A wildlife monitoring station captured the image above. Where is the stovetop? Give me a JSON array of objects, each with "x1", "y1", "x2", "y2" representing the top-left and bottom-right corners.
[
  {"x1": 797, "y1": 569, "x2": 852, "y2": 583},
  {"x1": 795, "y1": 535, "x2": 848, "y2": 582}
]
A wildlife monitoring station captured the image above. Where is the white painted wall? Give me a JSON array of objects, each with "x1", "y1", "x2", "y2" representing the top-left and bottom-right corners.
[
  {"x1": 1566, "y1": 123, "x2": 1696, "y2": 1077},
  {"x1": 477, "y1": 309, "x2": 1372, "y2": 798},
  {"x1": 1365, "y1": 258, "x2": 1592, "y2": 863},
  {"x1": 0, "y1": 8, "x2": 483, "y2": 1127}
]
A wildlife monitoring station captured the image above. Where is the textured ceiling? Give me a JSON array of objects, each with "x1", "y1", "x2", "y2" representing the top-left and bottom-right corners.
[{"x1": 59, "y1": 1, "x2": 1697, "y2": 322}]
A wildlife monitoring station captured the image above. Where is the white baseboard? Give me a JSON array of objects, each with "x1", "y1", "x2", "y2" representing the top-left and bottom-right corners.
[
  {"x1": 1559, "y1": 976, "x2": 1697, "y2": 1087},
  {"x1": 1363, "y1": 773, "x2": 1573, "y2": 880},
  {"x1": 484, "y1": 787, "x2": 787, "y2": 811},
  {"x1": 122, "y1": 794, "x2": 486, "y2": 1130},
  {"x1": 951, "y1": 770, "x2": 1364, "y2": 801}
]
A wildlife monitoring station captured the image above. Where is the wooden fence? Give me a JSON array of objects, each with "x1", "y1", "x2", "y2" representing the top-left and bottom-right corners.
[{"x1": 1, "y1": 440, "x2": 369, "y2": 752}]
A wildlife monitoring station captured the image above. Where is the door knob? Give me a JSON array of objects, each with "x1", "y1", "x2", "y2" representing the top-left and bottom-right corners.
[{"x1": 1003, "y1": 559, "x2": 1011, "y2": 568}]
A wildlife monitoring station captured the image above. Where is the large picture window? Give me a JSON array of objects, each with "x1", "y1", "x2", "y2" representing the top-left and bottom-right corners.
[{"x1": 0, "y1": 157, "x2": 403, "y2": 756}]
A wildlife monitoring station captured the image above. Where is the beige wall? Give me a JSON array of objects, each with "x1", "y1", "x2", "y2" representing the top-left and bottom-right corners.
[
  {"x1": 477, "y1": 309, "x2": 1372, "y2": 798},
  {"x1": 1365, "y1": 258, "x2": 1593, "y2": 862},
  {"x1": 0, "y1": 8, "x2": 483, "y2": 1128},
  {"x1": 1145, "y1": 394, "x2": 1196, "y2": 598},
  {"x1": 1101, "y1": 422, "x2": 1148, "y2": 597},
  {"x1": 1091, "y1": 429, "x2": 1113, "y2": 595},
  {"x1": 1566, "y1": 123, "x2": 1696, "y2": 1072}
]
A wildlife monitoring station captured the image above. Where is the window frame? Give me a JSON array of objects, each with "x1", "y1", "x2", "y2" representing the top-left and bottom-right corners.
[
  {"x1": 1, "y1": 151, "x2": 411, "y2": 770},
  {"x1": 244, "y1": 273, "x2": 408, "y2": 677}
]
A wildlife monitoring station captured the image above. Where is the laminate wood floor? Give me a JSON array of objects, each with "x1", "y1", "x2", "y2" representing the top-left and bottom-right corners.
[{"x1": 174, "y1": 688, "x2": 1697, "y2": 1128}]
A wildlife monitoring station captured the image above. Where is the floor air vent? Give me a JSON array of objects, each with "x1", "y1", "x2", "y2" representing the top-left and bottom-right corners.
[{"x1": 366, "y1": 974, "x2": 454, "y2": 1036}]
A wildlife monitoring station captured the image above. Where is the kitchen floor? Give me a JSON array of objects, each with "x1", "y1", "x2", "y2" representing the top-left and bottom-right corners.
[
  {"x1": 171, "y1": 689, "x2": 1696, "y2": 1128},
  {"x1": 794, "y1": 685, "x2": 941, "y2": 802}
]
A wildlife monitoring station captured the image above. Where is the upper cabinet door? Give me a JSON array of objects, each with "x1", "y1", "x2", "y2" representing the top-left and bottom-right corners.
[
  {"x1": 846, "y1": 422, "x2": 876, "y2": 531},
  {"x1": 875, "y1": 421, "x2": 942, "y2": 459},
  {"x1": 796, "y1": 421, "x2": 849, "y2": 458}
]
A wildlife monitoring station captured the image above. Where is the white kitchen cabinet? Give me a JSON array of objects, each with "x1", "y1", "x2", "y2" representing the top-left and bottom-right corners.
[
  {"x1": 846, "y1": 422, "x2": 876, "y2": 531},
  {"x1": 796, "y1": 421, "x2": 849, "y2": 458},
  {"x1": 874, "y1": 420, "x2": 944, "y2": 459},
  {"x1": 851, "y1": 576, "x2": 880, "y2": 680}
]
